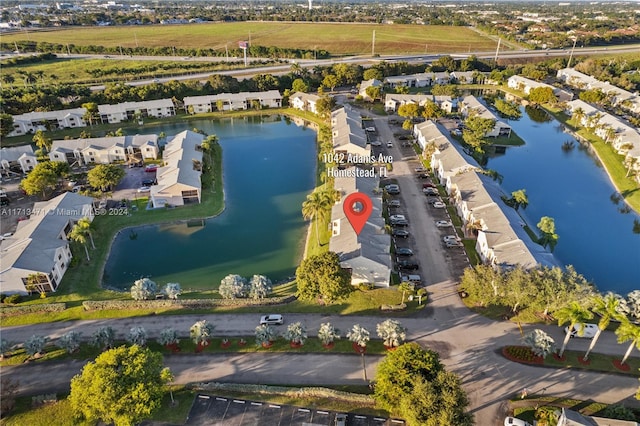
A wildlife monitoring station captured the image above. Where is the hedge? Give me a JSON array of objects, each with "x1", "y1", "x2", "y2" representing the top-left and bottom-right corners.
[
  {"x1": 0, "y1": 303, "x2": 67, "y2": 317},
  {"x1": 190, "y1": 382, "x2": 375, "y2": 406},
  {"x1": 82, "y1": 296, "x2": 296, "y2": 311}
]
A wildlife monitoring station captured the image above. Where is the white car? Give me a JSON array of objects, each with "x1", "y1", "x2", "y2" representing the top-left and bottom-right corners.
[
  {"x1": 389, "y1": 214, "x2": 406, "y2": 222},
  {"x1": 365, "y1": 127, "x2": 376, "y2": 132},
  {"x1": 432, "y1": 201, "x2": 446, "y2": 208},
  {"x1": 137, "y1": 186, "x2": 151, "y2": 193},
  {"x1": 436, "y1": 220, "x2": 453, "y2": 228},
  {"x1": 386, "y1": 141, "x2": 393, "y2": 148},
  {"x1": 260, "y1": 314, "x2": 284, "y2": 325},
  {"x1": 504, "y1": 417, "x2": 532, "y2": 426},
  {"x1": 443, "y1": 235, "x2": 460, "y2": 243},
  {"x1": 565, "y1": 323, "x2": 598, "y2": 338}
]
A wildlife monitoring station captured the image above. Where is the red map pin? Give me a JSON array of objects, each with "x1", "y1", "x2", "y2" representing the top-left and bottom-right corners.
[{"x1": 343, "y1": 192, "x2": 373, "y2": 235}]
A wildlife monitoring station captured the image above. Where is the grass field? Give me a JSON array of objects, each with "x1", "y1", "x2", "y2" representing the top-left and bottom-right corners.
[{"x1": 2, "y1": 22, "x2": 498, "y2": 56}]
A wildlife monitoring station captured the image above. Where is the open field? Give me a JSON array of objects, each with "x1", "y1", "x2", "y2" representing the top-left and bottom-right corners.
[{"x1": 1, "y1": 22, "x2": 499, "y2": 56}]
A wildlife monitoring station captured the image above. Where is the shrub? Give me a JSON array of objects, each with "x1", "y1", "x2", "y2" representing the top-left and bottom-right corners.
[
  {"x1": 249, "y1": 275, "x2": 272, "y2": 300},
  {"x1": 24, "y1": 335, "x2": 47, "y2": 357},
  {"x1": 91, "y1": 326, "x2": 115, "y2": 350},
  {"x1": 4, "y1": 294, "x2": 21, "y2": 304},
  {"x1": 376, "y1": 319, "x2": 407, "y2": 348},
  {"x1": 219, "y1": 274, "x2": 248, "y2": 299},
  {"x1": 255, "y1": 325, "x2": 277, "y2": 347},
  {"x1": 600, "y1": 405, "x2": 636, "y2": 421},
  {"x1": 130, "y1": 278, "x2": 157, "y2": 301},
  {"x1": 158, "y1": 328, "x2": 179, "y2": 347},
  {"x1": 284, "y1": 322, "x2": 307, "y2": 345},
  {"x1": 126, "y1": 327, "x2": 147, "y2": 347},
  {"x1": 347, "y1": 324, "x2": 370, "y2": 348},
  {"x1": 318, "y1": 322, "x2": 340, "y2": 346},
  {"x1": 58, "y1": 331, "x2": 82, "y2": 354},
  {"x1": 0, "y1": 303, "x2": 66, "y2": 317},
  {"x1": 190, "y1": 320, "x2": 214, "y2": 346}
]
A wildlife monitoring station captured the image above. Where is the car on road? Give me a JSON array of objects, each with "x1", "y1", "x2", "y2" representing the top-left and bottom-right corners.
[
  {"x1": 370, "y1": 140, "x2": 382, "y2": 146},
  {"x1": 504, "y1": 417, "x2": 532, "y2": 426},
  {"x1": 431, "y1": 201, "x2": 446, "y2": 208},
  {"x1": 389, "y1": 214, "x2": 406, "y2": 222},
  {"x1": 365, "y1": 127, "x2": 376, "y2": 132},
  {"x1": 436, "y1": 220, "x2": 453, "y2": 228},
  {"x1": 145, "y1": 164, "x2": 159, "y2": 172},
  {"x1": 392, "y1": 229, "x2": 410, "y2": 238},
  {"x1": 565, "y1": 323, "x2": 598, "y2": 338},
  {"x1": 397, "y1": 259, "x2": 419, "y2": 270},
  {"x1": 395, "y1": 247, "x2": 414, "y2": 256},
  {"x1": 391, "y1": 219, "x2": 409, "y2": 227},
  {"x1": 137, "y1": 186, "x2": 151, "y2": 193},
  {"x1": 260, "y1": 314, "x2": 284, "y2": 325},
  {"x1": 387, "y1": 199, "x2": 401, "y2": 208},
  {"x1": 386, "y1": 141, "x2": 393, "y2": 148}
]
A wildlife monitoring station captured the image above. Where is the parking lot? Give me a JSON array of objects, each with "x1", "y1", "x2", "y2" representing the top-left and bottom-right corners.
[{"x1": 185, "y1": 395, "x2": 404, "y2": 426}]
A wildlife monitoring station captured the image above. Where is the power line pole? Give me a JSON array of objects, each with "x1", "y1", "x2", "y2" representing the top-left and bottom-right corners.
[
  {"x1": 493, "y1": 38, "x2": 501, "y2": 65},
  {"x1": 567, "y1": 37, "x2": 578, "y2": 69}
]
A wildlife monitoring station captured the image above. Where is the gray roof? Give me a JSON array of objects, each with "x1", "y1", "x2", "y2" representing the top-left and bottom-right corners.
[
  {"x1": 330, "y1": 172, "x2": 391, "y2": 284},
  {"x1": 0, "y1": 145, "x2": 35, "y2": 162},
  {"x1": 331, "y1": 106, "x2": 368, "y2": 152},
  {"x1": 51, "y1": 134, "x2": 158, "y2": 154},
  {"x1": 0, "y1": 192, "x2": 94, "y2": 273},
  {"x1": 12, "y1": 107, "x2": 86, "y2": 122},
  {"x1": 98, "y1": 99, "x2": 174, "y2": 115},
  {"x1": 152, "y1": 130, "x2": 203, "y2": 194}
]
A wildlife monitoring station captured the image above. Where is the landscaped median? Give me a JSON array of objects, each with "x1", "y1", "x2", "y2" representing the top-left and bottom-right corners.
[{"x1": 502, "y1": 345, "x2": 640, "y2": 376}]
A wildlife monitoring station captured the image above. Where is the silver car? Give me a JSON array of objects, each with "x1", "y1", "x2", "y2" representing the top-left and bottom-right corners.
[{"x1": 260, "y1": 314, "x2": 284, "y2": 325}]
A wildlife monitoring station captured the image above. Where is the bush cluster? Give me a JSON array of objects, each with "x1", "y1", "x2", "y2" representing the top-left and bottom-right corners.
[
  {"x1": 0, "y1": 302, "x2": 66, "y2": 317},
  {"x1": 502, "y1": 345, "x2": 543, "y2": 365},
  {"x1": 82, "y1": 296, "x2": 295, "y2": 311}
]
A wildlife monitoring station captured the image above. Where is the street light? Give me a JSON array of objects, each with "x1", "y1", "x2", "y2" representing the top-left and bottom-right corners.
[{"x1": 567, "y1": 37, "x2": 578, "y2": 68}]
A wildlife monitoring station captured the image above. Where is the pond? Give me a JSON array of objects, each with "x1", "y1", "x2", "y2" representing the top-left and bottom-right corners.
[
  {"x1": 485, "y1": 105, "x2": 640, "y2": 294},
  {"x1": 102, "y1": 115, "x2": 317, "y2": 290}
]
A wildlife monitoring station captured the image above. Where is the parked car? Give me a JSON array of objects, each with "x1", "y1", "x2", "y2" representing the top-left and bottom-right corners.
[
  {"x1": 504, "y1": 418, "x2": 532, "y2": 426},
  {"x1": 392, "y1": 229, "x2": 410, "y2": 238},
  {"x1": 395, "y1": 247, "x2": 414, "y2": 256},
  {"x1": 335, "y1": 413, "x2": 347, "y2": 426},
  {"x1": 365, "y1": 127, "x2": 376, "y2": 132},
  {"x1": 391, "y1": 219, "x2": 409, "y2": 227},
  {"x1": 417, "y1": 173, "x2": 430, "y2": 179},
  {"x1": 370, "y1": 140, "x2": 382, "y2": 146},
  {"x1": 432, "y1": 201, "x2": 446, "y2": 208},
  {"x1": 565, "y1": 323, "x2": 598, "y2": 338},
  {"x1": 422, "y1": 182, "x2": 437, "y2": 188},
  {"x1": 142, "y1": 179, "x2": 156, "y2": 186},
  {"x1": 414, "y1": 166, "x2": 427, "y2": 173},
  {"x1": 389, "y1": 214, "x2": 406, "y2": 222},
  {"x1": 436, "y1": 220, "x2": 453, "y2": 228},
  {"x1": 387, "y1": 199, "x2": 401, "y2": 208},
  {"x1": 137, "y1": 186, "x2": 151, "y2": 193},
  {"x1": 260, "y1": 314, "x2": 284, "y2": 325},
  {"x1": 445, "y1": 240, "x2": 464, "y2": 248},
  {"x1": 385, "y1": 184, "x2": 400, "y2": 194},
  {"x1": 424, "y1": 188, "x2": 439, "y2": 196},
  {"x1": 400, "y1": 274, "x2": 422, "y2": 284},
  {"x1": 145, "y1": 164, "x2": 158, "y2": 172},
  {"x1": 443, "y1": 235, "x2": 461, "y2": 244},
  {"x1": 397, "y1": 259, "x2": 419, "y2": 270}
]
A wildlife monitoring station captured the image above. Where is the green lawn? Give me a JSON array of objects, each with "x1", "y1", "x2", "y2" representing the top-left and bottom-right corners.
[{"x1": 1, "y1": 23, "x2": 498, "y2": 56}]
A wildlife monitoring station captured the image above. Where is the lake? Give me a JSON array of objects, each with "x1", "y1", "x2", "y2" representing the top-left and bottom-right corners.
[
  {"x1": 485, "y1": 105, "x2": 640, "y2": 294},
  {"x1": 102, "y1": 115, "x2": 317, "y2": 290}
]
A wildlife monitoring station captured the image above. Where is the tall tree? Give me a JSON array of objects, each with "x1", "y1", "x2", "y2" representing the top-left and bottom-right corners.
[
  {"x1": 69, "y1": 222, "x2": 91, "y2": 261},
  {"x1": 537, "y1": 216, "x2": 559, "y2": 251},
  {"x1": 0, "y1": 113, "x2": 14, "y2": 138},
  {"x1": 374, "y1": 343, "x2": 472, "y2": 426},
  {"x1": 615, "y1": 320, "x2": 640, "y2": 366},
  {"x1": 69, "y1": 345, "x2": 172, "y2": 426},
  {"x1": 32, "y1": 130, "x2": 52, "y2": 153},
  {"x1": 87, "y1": 164, "x2": 125, "y2": 192},
  {"x1": 302, "y1": 190, "x2": 332, "y2": 247},
  {"x1": 295, "y1": 251, "x2": 352, "y2": 303},
  {"x1": 583, "y1": 293, "x2": 627, "y2": 361},
  {"x1": 81, "y1": 102, "x2": 99, "y2": 127},
  {"x1": 19, "y1": 162, "x2": 58, "y2": 197},
  {"x1": 555, "y1": 301, "x2": 594, "y2": 357},
  {"x1": 510, "y1": 189, "x2": 529, "y2": 211}
]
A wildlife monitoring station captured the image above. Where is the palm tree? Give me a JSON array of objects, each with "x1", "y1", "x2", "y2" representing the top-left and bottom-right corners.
[
  {"x1": 615, "y1": 320, "x2": 640, "y2": 365},
  {"x1": 555, "y1": 301, "x2": 594, "y2": 357},
  {"x1": 583, "y1": 293, "x2": 626, "y2": 361},
  {"x1": 1, "y1": 74, "x2": 14, "y2": 89},
  {"x1": 302, "y1": 190, "x2": 332, "y2": 247},
  {"x1": 69, "y1": 223, "x2": 90, "y2": 261},
  {"x1": 77, "y1": 217, "x2": 95, "y2": 249},
  {"x1": 465, "y1": 218, "x2": 483, "y2": 237},
  {"x1": 290, "y1": 62, "x2": 303, "y2": 77},
  {"x1": 32, "y1": 130, "x2": 52, "y2": 153}
]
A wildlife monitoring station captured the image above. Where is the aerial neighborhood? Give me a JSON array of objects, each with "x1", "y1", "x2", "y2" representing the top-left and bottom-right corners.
[{"x1": 0, "y1": 2, "x2": 639, "y2": 425}]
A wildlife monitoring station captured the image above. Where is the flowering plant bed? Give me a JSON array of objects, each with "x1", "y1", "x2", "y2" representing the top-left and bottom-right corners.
[
  {"x1": 502, "y1": 346, "x2": 543, "y2": 365},
  {"x1": 502, "y1": 346, "x2": 640, "y2": 376}
]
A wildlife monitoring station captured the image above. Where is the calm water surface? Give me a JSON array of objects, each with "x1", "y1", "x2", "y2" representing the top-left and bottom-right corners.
[
  {"x1": 486, "y1": 106, "x2": 639, "y2": 294},
  {"x1": 103, "y1": 116, "x2": 317, "y2": 290}
]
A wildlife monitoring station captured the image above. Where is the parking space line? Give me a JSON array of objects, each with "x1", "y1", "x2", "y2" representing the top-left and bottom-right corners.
[
  {"x1": 297, "y1": 408, "x2": 310, "y2": 412},
  {"x1": 317, "y1": 411, "x2": 328, "y2": 414},
  {"x1": 214, "y1": 397, "x2": 225, "y2": 401},
  {"x1": 198, "y1": 395, "x2": 211, "y2": 399},
  {"x1": 233, "y1": 399, "x2": 245, "y2": 404},
  {"x1": 374, "y1": 418, "x2": 385, "y2": 421},
  {"x1": 355, "y1": 415, "x2": 366, "y2": 418},
  {"x1": 269, "y1": 404, "x2": 281, "y2": 408},
  {"x1": 250, "y1": 402, "x2": 262, "y2": 406}
]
